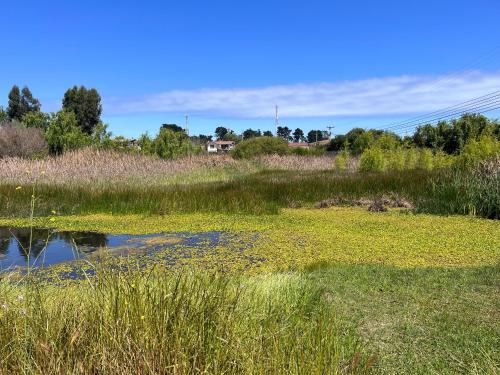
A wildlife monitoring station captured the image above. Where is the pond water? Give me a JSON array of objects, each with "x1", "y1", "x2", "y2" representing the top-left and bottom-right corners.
[{"x1": 0, "y1": 226, "x2": 234, "y2": 270}]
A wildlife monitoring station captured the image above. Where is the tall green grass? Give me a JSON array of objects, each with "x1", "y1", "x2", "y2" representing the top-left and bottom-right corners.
[
  {"x1": 0, "y1": 269, "x2": 369, "y2": 374},
  {"x1": 0, "y1": 170, "x2": 436, "y2": 216}
]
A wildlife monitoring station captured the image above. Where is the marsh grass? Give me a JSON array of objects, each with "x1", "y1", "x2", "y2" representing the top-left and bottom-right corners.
[
  {"x1": 0, "y1": 268, "x2": 369, "y2": 374},
  {"x1": 0, "y1": 170, "x2": 437, "y2": 216}
]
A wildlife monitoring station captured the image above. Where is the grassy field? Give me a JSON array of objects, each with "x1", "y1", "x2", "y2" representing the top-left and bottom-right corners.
[{"x1": 0, "y1": 150, "x2": 499, "y2": 374}]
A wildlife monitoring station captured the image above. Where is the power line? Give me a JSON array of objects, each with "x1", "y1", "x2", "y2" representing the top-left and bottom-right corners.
[
  {"x1": 388, "y1": 100, "x2": 500, "y2": 135},
  {"x1": 382, "y1": 91, "x2": 500, "y2": 131},
  {"x1": 381, "y1": 91, "x2": 500, "y2": 132}
]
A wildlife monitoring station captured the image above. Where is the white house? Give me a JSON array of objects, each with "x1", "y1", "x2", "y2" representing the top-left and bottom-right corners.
[{"x1": 206, "y1": 140, "x2": 236, "y2": 153}]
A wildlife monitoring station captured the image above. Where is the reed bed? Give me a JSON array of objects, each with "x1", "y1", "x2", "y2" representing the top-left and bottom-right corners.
[
  {"x1": 0, "y1": 269, "x2": 368, "y2": 374},
  {"x1": 0, "y1": 148, "x2": 343, "y2": 186},
  {"x1": 0, "y1": 170, "x2": 435, "y2": 216}
]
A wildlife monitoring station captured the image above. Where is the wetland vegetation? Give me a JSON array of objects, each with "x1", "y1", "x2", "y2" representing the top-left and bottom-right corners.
[{"x1": 0, "y1": 95, "x2": 499, "y2": 373}]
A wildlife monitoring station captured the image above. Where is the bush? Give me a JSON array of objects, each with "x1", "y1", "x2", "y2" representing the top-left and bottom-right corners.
[
  {"x1": 418, "y1": 149, "x2": 434, "y2": 171},
  {"x1": 386, "y1": 149, "x2": 405, "y2": 171},
  {"x1": 359, "y1": 147, "x2": 385, "y2": 172},
  {"x1": 456, "y1": 136, "x2": 500, "y2": 169},
  {"x1": 334, "y1": 149, "x2": 349, "y2": 171},
  {"x1": 231, "y1": 136, "x2": 289, "y2": 159},
  {"x1": 0, "y1": 124, "x2": 48, "y2": 158},
  {"x1": 46, "y1": 111, "x2": 90, "y2": 154},
  {"x1": 153, "y1": 128, "x2": 195, "y2": 159}
]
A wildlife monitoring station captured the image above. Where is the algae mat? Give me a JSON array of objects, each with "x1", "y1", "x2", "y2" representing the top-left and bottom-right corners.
[{"x1": 1, "y1": 207, "x2": 498, "y2": 273}]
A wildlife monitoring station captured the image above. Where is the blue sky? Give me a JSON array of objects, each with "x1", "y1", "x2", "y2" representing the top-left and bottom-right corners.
[{"x1": 1, "y1": 0, "x2": 500, "y2": 138}]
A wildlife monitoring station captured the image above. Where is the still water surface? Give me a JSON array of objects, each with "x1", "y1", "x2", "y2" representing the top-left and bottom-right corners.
[{"x1": 0, "y1": 226, "x2": 227, "y2": 269}]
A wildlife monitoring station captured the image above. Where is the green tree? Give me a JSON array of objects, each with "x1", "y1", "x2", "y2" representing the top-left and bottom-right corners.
[
  {"x1": 277, "y1": 126, "x2": 292, "y2": 141},
  {"x1": 307, "y1": 130, "x2": 325, "y2": 144},
  {"x1": 21, "y1": 111, "x2": 50, "y2": 131},
  {"x1": 161, "y1": 123, "x2": 184, "y2": 132},
  {"x1": 7, "y1": 86, "x2": 41, "y2": 120},
  {"x1": 242, "y1": 128, "x2": 261, "y2": 140},
  {"x1": 215, "y1": 126, "x2": 229, "y2": 140},
  {"x1": 263, "y1": 130, "x2": 273, "y2": 137},
  {"x1": 7, "y1": 86, "x2": 23, "y2": 120},
  {"x1": 292, "y1": 128, "x2": 305, "y2": 142},
  {"x1": 62, "y1": 86, "x2": 102, "y2": 134},
  {"x1": 0, "y1": 106, "x2": 8, "y2": 123},
  {"x1": 154, "y1": 128, "x2": 194, "y2": 159},
  {"x1": 138, "y1": 133, "x2": 155, "y2": 155},
  {"x1": 46, "y1": 111, "x2": 90, "y2": 154}
]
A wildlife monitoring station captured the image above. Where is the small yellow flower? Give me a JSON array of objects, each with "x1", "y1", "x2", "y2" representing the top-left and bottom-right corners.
[
  {"x1": 51, "y1": 210, "x2": 57, "y2": 215},
  {"x1": 15, "y1": 186, "x2": 22, "y2": 190},
  {"x1": 140, "y1": 315, "x2": 145, "y2": 320},
  {"x1": 49, "y1": 218, "x2": 56, "y2": 222},
  {"x1": 131, "y1": 284, "x2": 136, "y2": 288}
]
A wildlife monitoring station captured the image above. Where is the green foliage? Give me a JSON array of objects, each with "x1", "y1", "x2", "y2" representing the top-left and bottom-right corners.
[
  {"x1": 385, "y1": 148, "x2": 405, "y2": 171},
  {"x1": 455, "y1": 136, "x2": 500, "y2": 169},
  {"x1": 215, "y1": 126, "x2": 229, "y2": 140},
  {"x1": 359, "y1": 147, "x2": 385, "y2": 172},
  {"x1": 0, "y1": 106, "x2": 8, "y2": 123},
  {"x1": 46, "y1": 111, "x2": 90, "y2": 154},
  {"x1": 153, "y1": 128, "x2": 195, "y2": 159},
  {"x1": 428, "y1": 157, "x2": 500, "y2": 219},
  {"x1": 62, "y1": 86, "x2": 102, "y2": 134},
  {"x1": 307, "y1": 130, "x2": 327, "y2": 144},
  {"x1": 417, "y1": 148, "x2": 434, "y2": 171},
  {"x1": 334, "y1": 149, "x2": 349, "y2": 171},
  {"x1": 0, "y1": 269, "x2": 364, "y2": 374},
  {"x1": 137, "y1": 133, "x2": 155, "y2": 155},
  {"x1": 292, "y1": 128, "x2": 305, "y2": 142},
  {"x1": 276, "y1": 126, "x2": 292, "y2": 141},
  {"x1": 7, "y1": 85, "x2": 40, "y2": 120},
  {"x1": 21, "y1": 111, "x2": 50, "y2": 131},
  {"x1": 231, "y1": 136, "x2": 289, "y2": 159},
  {"x1": 290, "y1": 146, "x2": 325, "y2": 156},
  {"x1": 242, "y1": 128, "x2": 261, "y2": 140}
]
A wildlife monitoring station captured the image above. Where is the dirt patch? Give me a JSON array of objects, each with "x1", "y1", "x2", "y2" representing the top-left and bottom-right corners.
[{"x1": 314, "y1": 194, "x2": 413, "y2": 211}]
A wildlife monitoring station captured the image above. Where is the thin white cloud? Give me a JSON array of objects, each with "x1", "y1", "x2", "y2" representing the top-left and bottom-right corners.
[{"x1": 104, "y1": 71, "x2": 500, "y2": 118}]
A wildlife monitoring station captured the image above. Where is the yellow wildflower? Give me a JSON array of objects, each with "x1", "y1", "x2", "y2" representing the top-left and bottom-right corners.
[{"x1": 15, "y1": 186, "x2": 22, "y2": 190}]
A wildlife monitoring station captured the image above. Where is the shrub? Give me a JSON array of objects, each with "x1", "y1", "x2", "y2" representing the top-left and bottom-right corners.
[
  {"x1": 153, "y1": 128, "x2": 195, "y2": 159},
  {"x1": 456, "y1": 136, "x2": 500, "y2": 169},
  {"x1": 404, "y1": 148, "x2": 419, "y2": 170},
  {"x1": 417, "y1": 149, "x2": 434, "y2": 171},
  {"x1": 386, "y1": 149, "x2": 405, "y2": 171},
  {"x1": 0, "y1": 124, "x2": 48, "y2": 158},
  {"x1": 46, "y1": 111, "x2": 90, "y2": 154},
  {"x1": 359, "y1": 147, "x2": 385, "y2": 172},
  {"x1": 334, "y1": 149, "x2": 349, "y2": 171},
  {"x1": 231, "y1": 136, "x2": 289, "y2": 159}
]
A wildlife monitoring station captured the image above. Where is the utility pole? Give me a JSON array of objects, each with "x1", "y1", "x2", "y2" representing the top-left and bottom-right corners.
[
  {"x1": 185, "y1": 115, "x2": 189, "y2": 136},
  {"x1": 274, "y1": 105, "x2": 280, "y2": 136},
  {"x1": 326, "y1": 125, "x2": 335, "y2": 139}
]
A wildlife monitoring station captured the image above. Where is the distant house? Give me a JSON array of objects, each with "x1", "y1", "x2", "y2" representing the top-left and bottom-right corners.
[
  {"x1": 206, "y1": 140, "x2": 236, "y2": 153},
  {"x1": 288, "y1": 142, "x2": 310, "y2": 149}
]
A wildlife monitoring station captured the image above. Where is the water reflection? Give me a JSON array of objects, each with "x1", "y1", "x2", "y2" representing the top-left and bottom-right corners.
[{"x1": 0, "y1": 226, "x2": 234, "y2": 270}]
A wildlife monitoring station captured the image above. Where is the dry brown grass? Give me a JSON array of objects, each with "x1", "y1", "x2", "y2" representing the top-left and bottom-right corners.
[
  {"x1": 0, "y1": 148, "x2": 237, "y2": 185},
  {"x1": 0, "y1": 148, "x2": 345, "y2": 186}
]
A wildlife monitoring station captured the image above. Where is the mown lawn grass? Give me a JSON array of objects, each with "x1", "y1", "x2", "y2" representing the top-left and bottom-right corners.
[{"x1": 305, "y1": 263, "x2": 499, "y2": 374}]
